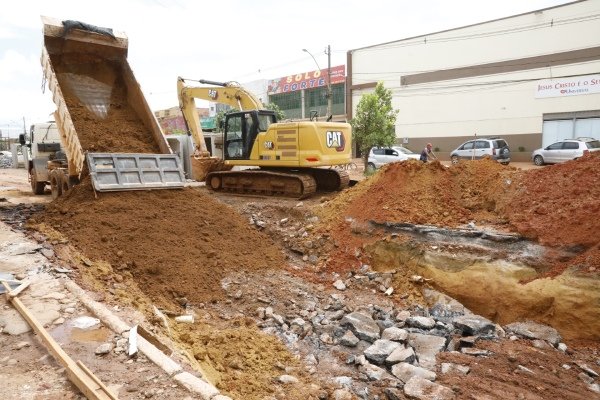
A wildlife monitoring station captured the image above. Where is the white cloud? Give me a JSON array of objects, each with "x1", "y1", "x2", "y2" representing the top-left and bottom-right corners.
[{"x1": 0, "y1": 50, "x2": 39, "y2": 82}]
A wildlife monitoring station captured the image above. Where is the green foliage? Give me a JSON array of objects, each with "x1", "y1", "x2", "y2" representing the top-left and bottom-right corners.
[
  {"x1": 215, "y1": 108, "x2": 239, "y2": 132},
  {"x1": 350, "y1": 82, "x2": 399, "y2": 158},
  {"x1": 518, "y1": 146, "x2": 526, "y2": 152},
  {"x1": 263, "y1": 102, "x2": 286, "y2": 121}
]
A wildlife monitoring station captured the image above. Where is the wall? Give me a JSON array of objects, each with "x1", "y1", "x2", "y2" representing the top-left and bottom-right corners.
[{"x1": 348, "y1": 0, "x2": 600, "y2": 159}]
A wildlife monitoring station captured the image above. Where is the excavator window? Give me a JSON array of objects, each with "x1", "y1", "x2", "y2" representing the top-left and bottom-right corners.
[
  {"x1": 225, "y1": 114, "x2": 244, "y2": 159},
  {"x1": 224, "y1": 111, "x2": 276, "y2": 160}
]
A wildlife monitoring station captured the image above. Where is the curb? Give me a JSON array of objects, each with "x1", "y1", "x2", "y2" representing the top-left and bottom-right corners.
[{"x1": 64, "y1": 280, "x2": 232, "y2": 400}]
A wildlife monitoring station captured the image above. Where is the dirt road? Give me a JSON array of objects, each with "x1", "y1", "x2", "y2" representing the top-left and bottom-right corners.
[{"x1": 1, "y1": 157, "x2": 600, "y2": 399}]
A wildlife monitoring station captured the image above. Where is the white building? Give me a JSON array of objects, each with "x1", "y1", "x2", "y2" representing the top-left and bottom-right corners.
[{"x1": 347, "y1": 0, "x2": 600, "y2": 160}]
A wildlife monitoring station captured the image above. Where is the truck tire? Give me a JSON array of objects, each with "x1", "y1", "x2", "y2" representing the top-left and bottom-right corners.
[
  {"x1": 50, "y1": 172, "x2": 62, "y2": 200},
  {"x1": 30, "y1": 168, "x2": 46, "y2": 195},
  {"x1": 61, "y1": 173, "x2": 70, "y2": 195}
]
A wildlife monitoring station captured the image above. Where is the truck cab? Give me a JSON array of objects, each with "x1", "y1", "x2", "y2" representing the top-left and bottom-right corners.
[{"x1": 23, "y1": 122, "x2": 64, "y2": 194}]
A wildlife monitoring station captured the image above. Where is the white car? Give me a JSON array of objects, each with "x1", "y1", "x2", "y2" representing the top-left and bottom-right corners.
[
  {"x1": 367, "y1": 146, "x2": 420, "y2": 171},
  {"x1": 532, "y1": 138, "x2": 600, "y2": 165}
]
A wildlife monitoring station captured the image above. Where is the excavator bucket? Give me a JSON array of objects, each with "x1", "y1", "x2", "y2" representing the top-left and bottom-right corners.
[{"x1": 191, "y1": 157, "x2": 232, "y2": 182}]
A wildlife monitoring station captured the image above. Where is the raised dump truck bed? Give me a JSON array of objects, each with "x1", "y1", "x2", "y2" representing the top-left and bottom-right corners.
[{"x1": 40, "y1": 16, "x2": 183, "y2": 196}]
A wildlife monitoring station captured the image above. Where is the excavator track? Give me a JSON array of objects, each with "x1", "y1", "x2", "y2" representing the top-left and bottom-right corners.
[
  {"x1": 206, "y1": 170, "x2": 317, "y2": 199},
  {"x1": 309, "y1": 168, "x2": 350, "y2": 191}
]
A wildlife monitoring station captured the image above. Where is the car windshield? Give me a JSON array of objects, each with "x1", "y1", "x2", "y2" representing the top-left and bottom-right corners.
[{"x1": 586, "y1": 140, "x2": 600, "y2": 149}]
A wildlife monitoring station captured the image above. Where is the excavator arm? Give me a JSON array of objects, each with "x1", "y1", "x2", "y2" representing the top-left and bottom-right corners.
[{"x1": 177, "y1": 77, "x2": 264, "y2": 157}]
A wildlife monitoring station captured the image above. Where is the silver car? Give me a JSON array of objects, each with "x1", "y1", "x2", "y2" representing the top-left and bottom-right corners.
[
  {"x1": 367, "y1": 146, "x2": 420, "y2": 171},
  {"x1": 532, "y1": 138, "x2": 600, "y2": 165},
  {"x1": 450, "y1": 138, "x2": 510, "y2": 165}
]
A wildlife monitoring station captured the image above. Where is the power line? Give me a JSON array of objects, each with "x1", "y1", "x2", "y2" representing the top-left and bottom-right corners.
[{"x1": 354, "y1": 13, "x2": 600, "y2": 53}]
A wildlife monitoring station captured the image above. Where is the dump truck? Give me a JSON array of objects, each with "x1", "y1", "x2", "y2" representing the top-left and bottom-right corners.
[
  {"x1": 177, "y1": 78, "x2": 353, "y2": 198},
  {"x1": 39, "y1": 17, "x2": 185, "y2": 197}
]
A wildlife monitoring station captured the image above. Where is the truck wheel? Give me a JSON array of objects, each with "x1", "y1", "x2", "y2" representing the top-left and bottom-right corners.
[
  {"x1": 50, "y1": 173, "x2": 62, "y2": 200},
  {"x1": 61, "y1": 174, "x2": 70, "y2": 195},
  {"x1": 30, "y1": 168, "x2": 46, "y2": 195}
]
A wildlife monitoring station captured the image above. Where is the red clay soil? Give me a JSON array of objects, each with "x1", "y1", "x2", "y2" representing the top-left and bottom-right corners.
[
  {"x1": 51, "y1": 52, "x2": 160, "y2": 153},
  {"x1": 506, "y1": 152, "x2": 600, "y2": 248},
  {"x1": 438, "y1": 339, "x2": 600, "y2": 400},
  {"x1": 33, "y1": 183, "x2": 285, "y2": 306},
  {"x1": 319, "y1": 154, "x2": 600, "y2": 277}
]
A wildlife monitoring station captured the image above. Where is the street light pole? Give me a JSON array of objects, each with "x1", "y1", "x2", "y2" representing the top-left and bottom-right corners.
[
  {"x1": 326, "y1": 44, "x2": 332, "y2": 119},
  {"x1": 303, "y1": 46, "x2": 333, "y2": 119}
]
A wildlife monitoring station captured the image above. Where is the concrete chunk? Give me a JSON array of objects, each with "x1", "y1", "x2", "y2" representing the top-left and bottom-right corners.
[
  {"x1": 392, "y1": 362, "x2": 436, "y2": 383},
  {"x1": 453, "y1": 315, "x2": 495, "y2": 336},
  {"x1": 406, "y1": 316, "x2": 436, "y2": 330},
  {"x1": 364, "y1": 339, "x2": 401, "y2": 365},
  {"x1": 504, "y1": 321, "x2": 561, "y2": 346},
  {"x1": 382, "y1": 327, "x2": 408, "y2": 342},
  {"x1": 403, "y1": 376, "x2": 455, "y2": 400},
  {"x1": 408, "y1": 333, "x2": 447, "y2": 370},
  {"x1": 340, "y1": 312, "x2": 380, "y2": 342},
  {"x1": 386, "y1": 346, "x2": 416, "y2": 366}
]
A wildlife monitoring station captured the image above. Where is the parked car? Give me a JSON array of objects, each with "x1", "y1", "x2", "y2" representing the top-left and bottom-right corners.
[
  {"x1": 367, "y1": 146, "x2": 420, "y2": 171},
  {"x1": 450, "y1": 137, "x2": 510, "y2": 165},
  {"x1": 531, "y1": 138, "x2": 600, "y2": 165}
]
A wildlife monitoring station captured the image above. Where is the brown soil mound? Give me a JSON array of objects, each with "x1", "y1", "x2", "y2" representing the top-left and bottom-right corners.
[
  {"x1": 32, "y1": 183, "x2": 285, "y2": 306},
  {"x1": 438, "y1": 339, "x2": 599, "y2": 400},
  {"x1": 51, "y1": 52, "x2": 160, "y2": 153},
  {"x1": 319, "y1": 155, "x2": 600, "y2": 276},
  {"x1": 323, "y1": 159, "x2": 513, "y2": 229},
  {"x1": 506, "y1": 152, "x2": 600, "y2": 248}
]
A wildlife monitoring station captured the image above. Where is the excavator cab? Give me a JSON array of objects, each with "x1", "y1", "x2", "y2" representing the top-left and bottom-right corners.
[{"x1": 223, "y1": 110, "x2": 276, "y2": 160}]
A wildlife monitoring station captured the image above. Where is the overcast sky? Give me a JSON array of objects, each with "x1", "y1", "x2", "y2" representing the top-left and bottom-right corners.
[{"x1": 0, "y1": 0, "x2": 572, "y2": 137}]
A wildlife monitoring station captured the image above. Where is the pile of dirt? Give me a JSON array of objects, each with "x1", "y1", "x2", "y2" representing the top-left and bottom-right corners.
[
  {"x1": 51, "y1": 52, "x2": 160, "y2": 153},
  {"x1": 174, "y1": 320, "x2": 316, "y2": 400},
  {"x1": 507, "y1": 152, "x2": 600, "y2": 248},
  {"x1": 31, "y1": 183, "x2": 285, "y2": 306},
  {"x1": 321, "y1": 159, "x2": 513, "y2": 230},
  {"x1": 319, "y1": 155, "x2": 600, "y2": 272},
  {"x1": 438, "y1": 338, "x2": 599, "y2": 399}
]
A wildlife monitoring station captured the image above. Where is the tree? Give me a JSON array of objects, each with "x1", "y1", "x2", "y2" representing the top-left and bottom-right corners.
[
  {"x1": 215, "y1": 108, "x2": 238, "y2": 131},
  {"x1": 350, "y1": 82, "x2": 399, "y2": 168},
  {"x1": 264, "y1": 102, "x2": 286, "y2": 121}
]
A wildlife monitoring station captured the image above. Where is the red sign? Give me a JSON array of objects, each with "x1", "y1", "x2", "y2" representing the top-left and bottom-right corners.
[{"x1": 268, "y1": 65, "x2": 345, "y2": 95}]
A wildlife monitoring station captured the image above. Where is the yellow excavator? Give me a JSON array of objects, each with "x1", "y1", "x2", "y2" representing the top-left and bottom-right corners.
[{"x1": 177, "y1": 77, "x2": 352, "y2": 198}]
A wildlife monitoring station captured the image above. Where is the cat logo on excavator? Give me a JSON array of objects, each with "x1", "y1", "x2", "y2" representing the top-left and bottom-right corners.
[{"x1": 326, "y1": 131, "x2": 345, "y2": 152}]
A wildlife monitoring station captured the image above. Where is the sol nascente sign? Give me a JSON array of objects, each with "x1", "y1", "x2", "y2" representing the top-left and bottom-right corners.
[{"x1": 268, "y1": 65, "x2": 346, "y2": 95}]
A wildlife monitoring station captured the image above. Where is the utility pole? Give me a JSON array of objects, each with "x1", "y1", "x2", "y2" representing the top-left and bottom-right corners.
[{"x1": 326, "y1": 45, "x2": 332, "y2": 119}]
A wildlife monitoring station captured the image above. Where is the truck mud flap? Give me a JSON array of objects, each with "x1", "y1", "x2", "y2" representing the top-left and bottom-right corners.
[{"x1": 87, "y1": 153, "x2": 185, "y2": 192}]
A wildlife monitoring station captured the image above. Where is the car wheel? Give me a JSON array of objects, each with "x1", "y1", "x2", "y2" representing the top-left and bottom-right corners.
[
  {"x1": 533, "y1": 155, "x2": 544, "y2": 166},
  {"x1": 500, "y1": 161, "x2": 510, "y2": 166},
  {"x1": 366, "y1": 163, "x2": 376, "y2": 174},
  {"x1": 451, "y1": 155, "x2": 459, "y2": 164}
]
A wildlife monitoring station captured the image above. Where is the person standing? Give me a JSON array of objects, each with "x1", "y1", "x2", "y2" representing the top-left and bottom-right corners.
[{"x1": 420, "y1": 143, "x2": 437, "y2": 162}]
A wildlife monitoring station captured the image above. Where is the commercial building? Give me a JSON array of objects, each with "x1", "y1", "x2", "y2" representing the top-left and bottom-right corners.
[
  {"x1": 347, "y1": 0, "x2": 600, "y2": 160},
  {"x1": 267, "y1": 65, "x2": 346, "y2": 121}
]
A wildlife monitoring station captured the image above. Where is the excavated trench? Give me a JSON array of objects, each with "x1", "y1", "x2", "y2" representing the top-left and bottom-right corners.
[{"x1": 365, "y1": 223, "x2": 600, "y2": 341}]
